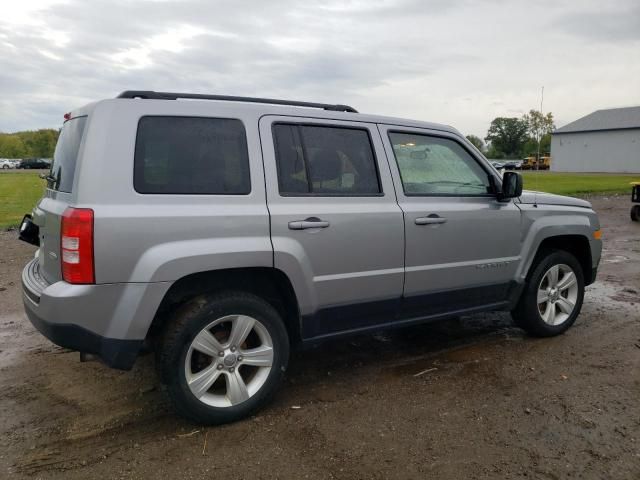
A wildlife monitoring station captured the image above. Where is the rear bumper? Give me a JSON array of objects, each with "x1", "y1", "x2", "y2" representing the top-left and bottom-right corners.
[
  {"x1": 21, "y1": 258, "x2": 170, "y2": 370},
  {"x1": 24, "y1": 306, "x2": 142, "y2": 370}
]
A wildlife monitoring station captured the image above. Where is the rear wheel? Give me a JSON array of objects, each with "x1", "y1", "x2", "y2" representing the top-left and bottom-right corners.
[
  {"x1": 512, "y1": 250, "x2": 584, "y2": 337},
  {"x1": 158, "y1": 291, "x2": 290, "y2": 424},
  {"x1": 631, "y1": 205, "x2": 640, "y2": 222}
]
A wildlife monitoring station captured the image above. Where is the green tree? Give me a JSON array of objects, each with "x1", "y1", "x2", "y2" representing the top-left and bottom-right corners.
[
  {"x1": 13, "y1": 128, "x2": 58, "y2": 158},
  {"x1": 0, "y1": 134, "x2": 27, "y2": 158},
  {"x1": 484, "y1": 117, "x2": 529, "y2": 158},
  {"x1": 465, "y1": 134, "x2": 485, "y2": 152},
  {"x1": 522, "y1": 110, "x2": 555, "y2": 143},
  {"x1": 0, "y1": 129, "x2": 59, "y2": 158},
  {"x1": 522, "y1": 133, "x2": 552, "y2": 157},
  {"x1": 30, "y1": 129, "x2": 59, "y2": 157},
  {"x1": 522, "y1": 110, "x2": 554, "y2": 159},
  {"x1": 540, "y1": 133, "x2": 551, "y2": 153},
  {"x1": 485, "y1": 143, "x2": 504, "y2": 159}
]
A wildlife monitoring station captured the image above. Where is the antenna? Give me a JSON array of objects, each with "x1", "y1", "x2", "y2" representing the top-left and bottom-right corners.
[
  {"x1": 536, "y1": 86, "x2": 544, "y2": 168},
  {"x1": 534, "y1": 86, "x2": 544, "y2": 205}
]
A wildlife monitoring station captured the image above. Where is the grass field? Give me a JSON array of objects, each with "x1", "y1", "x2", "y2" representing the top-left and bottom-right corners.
[
  {"x1": 520, "y1": 172, "x2": 637, "y2": 196},
  {"x1": 0, "y1": 171, "x2": 637, "y2": 229},
  {"x1": 0, "y1": 171, "x2": 46, "y2": 229}
]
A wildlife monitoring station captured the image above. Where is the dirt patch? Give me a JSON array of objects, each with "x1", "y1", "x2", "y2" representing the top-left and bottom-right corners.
[{"x1": 0, "y1": 195, "x2": 639, "y2": 479}]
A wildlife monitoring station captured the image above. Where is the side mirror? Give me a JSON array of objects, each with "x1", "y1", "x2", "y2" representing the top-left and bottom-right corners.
[{"x1": 497, "y1": 171, "x2": 522, "y2": 201}]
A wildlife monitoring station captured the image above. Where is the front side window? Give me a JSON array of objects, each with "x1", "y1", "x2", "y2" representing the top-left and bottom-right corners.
[
  {"x1": 273, "y1": 124, "x2": 381, "y2": 196},
  {"x1": 389, "y1": 132, "x2": 491, "y2": 196},
  {"x1": 134, "y1": 116, "x2": 250, "y2": 194}
]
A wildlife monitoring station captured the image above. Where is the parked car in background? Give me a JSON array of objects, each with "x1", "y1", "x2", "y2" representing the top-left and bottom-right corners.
[
  {"x1": 0, "y1": 158, "x2": 20, "y2": 170},
  {"x1": 490, "y1": 161, "x2": 505, "y2": 170},
  {"x1": 503, "y1": 160, "x2": 522, "y2": 170},
  {"x1": 20, "y1": 90, "x2": 602, "y2": 425},
  {"x1": 18, "y1": 158, "x2": 51, "y2": 169}
]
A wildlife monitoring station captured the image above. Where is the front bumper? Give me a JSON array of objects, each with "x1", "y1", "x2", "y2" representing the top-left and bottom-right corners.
[
  {"x1": 21, "y1": 258, "x2": 168, "y2": 370},
  {"x1": 587, "y1": 236, "x2": 602, "y2": 286}
]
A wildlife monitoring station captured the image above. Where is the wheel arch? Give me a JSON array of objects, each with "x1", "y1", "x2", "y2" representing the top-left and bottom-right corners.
[
  {"x1": 525, "y1": 234, "x2": 594, "y2": 285},
  {"x1": 147, "y1": 267, "x2": 302, "y2": 346},
  {"x1": 516, "y1": 210, "x2": 598, "y2": 285}
]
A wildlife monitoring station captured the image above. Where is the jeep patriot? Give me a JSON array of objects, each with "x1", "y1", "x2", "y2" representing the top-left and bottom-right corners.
[{"x1": 20, "y1": 90, "x2": 602, "y2": 424}]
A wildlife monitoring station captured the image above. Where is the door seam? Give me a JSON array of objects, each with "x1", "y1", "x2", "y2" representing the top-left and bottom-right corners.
[{"x1": 375, "y1": 123, "x2": 407, "y2": 299}]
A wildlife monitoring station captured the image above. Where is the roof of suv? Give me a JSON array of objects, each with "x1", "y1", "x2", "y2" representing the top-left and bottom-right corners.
[{"x1": 71, "y1": 91, "x2": 461, "y2": 137}]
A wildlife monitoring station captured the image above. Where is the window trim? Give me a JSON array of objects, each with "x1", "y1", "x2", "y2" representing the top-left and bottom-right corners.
[
  {"x1": 133, "y1": 115, "x2": 252, "y2": 196},
  {"x1": 272, "y1": 121, "x2": 384, "y2": 197},
  {"x1": 387, "y1": 129, "x2": 499, "y2": 198}
]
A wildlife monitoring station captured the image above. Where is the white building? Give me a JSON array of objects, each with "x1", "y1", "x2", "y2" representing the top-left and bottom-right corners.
[{"x1": 551, "y1": 106, "x2": 640, "y2": 173}]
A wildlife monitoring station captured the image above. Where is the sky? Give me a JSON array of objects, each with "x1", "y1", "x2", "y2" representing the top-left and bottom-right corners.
[{"x1": 1, "y1": 0, "x2": 639, "y2": 139}]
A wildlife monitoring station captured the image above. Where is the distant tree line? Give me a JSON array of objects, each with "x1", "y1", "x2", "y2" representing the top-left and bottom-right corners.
[
  {"x1": 1, "y1": 110, "x2": 554, "y2": 161},
  {"x1": 466, "y1": 110, "x2": 555, "y2": 159},
  {"x1": 0, "y1": 129, "x2": 59, "y2": 158}
]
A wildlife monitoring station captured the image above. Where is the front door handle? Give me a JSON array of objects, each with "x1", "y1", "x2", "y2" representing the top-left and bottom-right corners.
[
  {"x1": 415, "y1": 215, "x2": 447, "y2": 225},
  {"x1": 288, "y1": 217, "x2": 330, "y2": 230}
]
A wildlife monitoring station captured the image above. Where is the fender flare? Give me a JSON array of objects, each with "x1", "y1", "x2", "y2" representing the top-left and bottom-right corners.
[{"x1": 516, "y1": 214, "x2": 592, "y2": 283}]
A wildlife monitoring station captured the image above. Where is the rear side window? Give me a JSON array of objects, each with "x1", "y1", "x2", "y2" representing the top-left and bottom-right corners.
[
  {"x1": 134, "y1": 116, "x2": 251, "y2": 194},
  {"x1": 272, "y1": 124, "x2": 381, "y2": 196},
  {"x1": 49, "y1": 116, "x2": 87, "y2": 193}
]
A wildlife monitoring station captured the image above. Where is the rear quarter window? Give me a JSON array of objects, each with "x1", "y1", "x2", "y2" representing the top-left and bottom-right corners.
[
  {"x1": 134, "y1": 116, "x2": 251, "y2": 195},
  {"x1": 49, "y1": 116, "x2": 87, "y2": 193}
]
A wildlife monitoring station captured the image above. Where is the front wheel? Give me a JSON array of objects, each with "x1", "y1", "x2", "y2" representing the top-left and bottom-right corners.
[
  {"x1": 158, "y1": 291, "x2": 290, "y2": 424},
  {"x1": 512, "y1": 250, "x2": 584, "y2": 337},
  {"x1": 631, "y1": 205, "x2": 640, "y2": 222}
]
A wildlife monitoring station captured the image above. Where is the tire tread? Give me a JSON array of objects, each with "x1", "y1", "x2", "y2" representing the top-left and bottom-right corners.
[
  {"x1": 157, "y1": 290, "x2": 289, "y2": 424},
  {"x1": 512, "y1": 249, "x2": 585, "y2": 337}
]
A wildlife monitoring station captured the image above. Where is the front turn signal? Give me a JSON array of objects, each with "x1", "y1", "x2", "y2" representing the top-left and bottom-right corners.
[{"x1": 593, "y1": 229, "x2": 602, "y2": 240}]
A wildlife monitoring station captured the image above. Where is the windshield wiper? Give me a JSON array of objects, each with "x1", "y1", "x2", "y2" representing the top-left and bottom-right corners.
[{"x1": 425, "y1": 180, "x2": 485, "y2": 188}]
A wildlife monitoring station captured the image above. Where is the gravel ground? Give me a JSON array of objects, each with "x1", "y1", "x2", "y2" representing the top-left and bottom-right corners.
[{"x1": 0, "y1": 195, "x2": 638, "y2": 479}]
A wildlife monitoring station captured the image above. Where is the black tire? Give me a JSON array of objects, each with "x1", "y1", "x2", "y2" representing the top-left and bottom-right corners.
[
  {"x1": 511, "y1": 249, "x2": 585, "y2": 337},
  {"x1": 631, "y1": 205, "x2": 640, "y2": 222},
  {"x1": 157, "y1": 291, "x2": 290, "y2": 425}
]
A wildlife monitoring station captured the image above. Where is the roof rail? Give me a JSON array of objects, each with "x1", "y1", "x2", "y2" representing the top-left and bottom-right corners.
[{"x1": 116, "y1": 90, "x2": 358, "y2": 113}]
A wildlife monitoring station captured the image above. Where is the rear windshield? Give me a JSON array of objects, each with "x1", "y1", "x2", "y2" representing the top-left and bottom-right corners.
[{"x1": 49, "y1": 116, "x2": 87, "y2": 192}]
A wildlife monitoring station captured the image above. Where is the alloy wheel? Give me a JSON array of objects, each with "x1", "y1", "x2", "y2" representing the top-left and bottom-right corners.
[
  {"x1": 184, "y1": 314, "x2": 274, "y2": 408},
  {"x1": 537, "y1": 264, "x2": 579, "y2": 326}
]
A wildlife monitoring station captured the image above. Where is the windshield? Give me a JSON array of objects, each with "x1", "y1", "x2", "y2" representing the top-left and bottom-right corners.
[{"x1": 49, "y1": 116, "x2": 87, "y2": 192}]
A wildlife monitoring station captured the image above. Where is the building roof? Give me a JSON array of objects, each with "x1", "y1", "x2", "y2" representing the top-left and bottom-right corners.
[{"x1": 554, "y1": 106, "x2": 640, "y2": 134}]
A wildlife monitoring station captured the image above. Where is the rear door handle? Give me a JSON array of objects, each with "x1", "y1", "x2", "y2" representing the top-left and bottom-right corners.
[
  {"x1": 415, "y1": 215, "x2": 447, "y2": 225},
  {"x1": 288, "y1": 218, "x2": 330, "y2": 230}
]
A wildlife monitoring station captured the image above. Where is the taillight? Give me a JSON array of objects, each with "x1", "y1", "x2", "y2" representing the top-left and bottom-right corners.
[{"x1": 61, "y1": 207, "x2": 94, "y2": 284}]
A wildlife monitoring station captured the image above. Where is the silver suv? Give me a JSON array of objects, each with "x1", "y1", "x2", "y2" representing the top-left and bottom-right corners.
[{"x1": 20, "y1": 91, "x2": 602, "y2": 424}]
